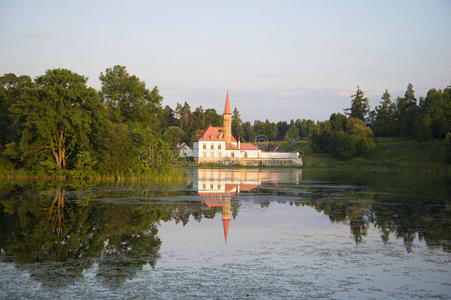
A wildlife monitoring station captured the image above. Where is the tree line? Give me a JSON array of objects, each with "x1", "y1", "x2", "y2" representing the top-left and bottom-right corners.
[
  {"x1": 2, "y1": 66, "x2": 449, "y2": 171},
  {"x1": 311, "y1": 84, "x2": 451, "y2": 160},
  {"x1": 162, "y1": 103, "x2": 317, "y2": 145},
  {"x1": 0, "y1": 66, "x2": 183, "y2": 178}
]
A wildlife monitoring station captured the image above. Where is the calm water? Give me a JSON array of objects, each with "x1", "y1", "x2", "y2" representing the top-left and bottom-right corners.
[{"x1": 0, "y1": 168, "x2": 450, "y2": 299}]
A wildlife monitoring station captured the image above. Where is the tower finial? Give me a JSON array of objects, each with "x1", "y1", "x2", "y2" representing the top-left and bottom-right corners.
[{"x1": 224, "y1": 90, "x2": 231, "y2": 115}]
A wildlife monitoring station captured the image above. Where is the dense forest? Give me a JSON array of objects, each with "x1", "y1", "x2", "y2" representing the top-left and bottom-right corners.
[
  {"x1": 1, "y1": 66, "x2": 450, "y2": 177},
  {"x1": 0, "y1": 66, "x2": 183, "y2": 179}
]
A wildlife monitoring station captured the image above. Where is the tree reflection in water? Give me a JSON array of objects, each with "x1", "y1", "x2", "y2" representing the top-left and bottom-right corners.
[{"x1": 0, "y1": 168, "x2": 449, "y2": 288}]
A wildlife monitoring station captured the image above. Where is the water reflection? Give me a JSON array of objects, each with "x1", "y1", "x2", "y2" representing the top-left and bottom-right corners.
[
  {"x1": 0, "y1": 168, "x2": 450, "y2": 292},
  {"x1": 193, "y1": 168, "x2": 298, "y2": 246}
]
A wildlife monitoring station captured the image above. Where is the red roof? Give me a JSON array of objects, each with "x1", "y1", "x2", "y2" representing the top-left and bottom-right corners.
[
  {"x1": 196, "y1": 126, "x2": 224, "y2": 141},
  {"x1": 196, "y1": 126, "x2": 236, "y2": 142},
  {"x1": 224, "y1": 90, "x2": 231, "y2": 115},
  {"x1": 239, "y1": 143, "x2": 259, "y2": 150},
  {"x1": 226, "y1": 142, "x2": 238, "y2": 150},
  {"x1": 226, "y1": 142, "x2": 259, "y2": 150}
]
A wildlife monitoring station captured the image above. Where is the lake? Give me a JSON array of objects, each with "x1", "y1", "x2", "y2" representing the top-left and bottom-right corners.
[{"x1": 0, "y1": 168, "x2": 450, "y2": 299}]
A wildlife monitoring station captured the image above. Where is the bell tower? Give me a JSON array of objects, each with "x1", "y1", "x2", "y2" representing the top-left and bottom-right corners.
[{"x1": 223, "y1": 90, "x2": 232, "y2": 142}]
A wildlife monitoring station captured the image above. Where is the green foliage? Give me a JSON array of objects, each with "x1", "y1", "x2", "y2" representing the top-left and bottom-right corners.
[
  {"x1": 372, "y1": 90, "x2": 395, "y2": 136},
  {"x1": 99, "y1": 65, "x2": 162, "y2": 125},
  {"x1": 6, "y1": 69, "x2": 103, "y2": 170},
  {"x1": 232, "y1": 107, "x2": 244, "y2": 140},
  {"x1": 345, "y1": 86, "x2": 370, "y2": 122},
  {"x1": 311, "y1": 114, "x2": 374, "y2": 160},
  {"x1": 0, "y1": 67, "x2": 183, "y2": 180},
  {"x1": 283, "y1": 137, "x2": 448, "y2": 171}
]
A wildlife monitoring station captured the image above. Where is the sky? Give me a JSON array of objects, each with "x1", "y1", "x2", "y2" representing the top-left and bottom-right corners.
[{"x1": 1, "y1": 0, "x2": 450, "y2": 121}]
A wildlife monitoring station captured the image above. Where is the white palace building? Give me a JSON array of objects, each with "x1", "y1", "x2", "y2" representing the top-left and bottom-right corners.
[{"x1": 192, "y1": 91, "x2": 302, "y2": 166}]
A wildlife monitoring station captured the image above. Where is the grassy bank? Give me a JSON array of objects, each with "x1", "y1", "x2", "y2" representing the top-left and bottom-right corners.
[
  {"x1": 0, "y1": 161, "x2": 187, "y2": 182},
  {"x1": 276, "y1": 137, "x2": 450, "y2": 173}
]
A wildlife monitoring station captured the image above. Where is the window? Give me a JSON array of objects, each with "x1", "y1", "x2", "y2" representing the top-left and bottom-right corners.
[
  {"x1": 203, "y1": 151, "x2": 206, "y2": 157},
  {"x1": 218, "y1": 144, "x2": 222, "y2": 150},
  {"x1": 244, "y1": 152, "x2": 248, "y2": 158},
  {"x1": 211, "y1": 152, "x2": 214, "y2": 158},
  {"x1": 203, "y1": 144, "x2": 206, "y2": 149},
  {"x1": 203, "y1": 184, "x2": 206, "y2": 189},
  {"x1": 211, "y1": 144, "x2": 214, "y2": 150},
  {"x1": 231, "y1": 152, "x2": 235, "y2": 158},
  {"x1": 210, "y1": 184, "x2": 214, "y2": 189},
  {"x1": 218, "y1": 152, "x2": 222, "y2": 158}
]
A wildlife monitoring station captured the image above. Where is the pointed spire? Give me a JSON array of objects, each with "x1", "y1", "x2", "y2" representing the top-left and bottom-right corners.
[
  {"x1": 222, "y1": 218, "x2": 230, "y2": 247},
  {"x1": 224, "y1": 89, "x2": 231, "y2": 115}
]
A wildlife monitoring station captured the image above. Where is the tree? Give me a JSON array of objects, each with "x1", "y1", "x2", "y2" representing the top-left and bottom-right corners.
[
  {"x1": 346, "y1": 118, "x2": 375, "y2": 156},
  {"x1": 232, "y1": 107, "x2": 244, "y2": 140},
  {"x1": 204, "y1": 108, "x2": 222, "y2": 127},
  {"x1": 0, "y1": 74, "x2": 33, "y2": 152},
  {"x1": 284, "y1": 120, "x2": 299, "y2": 141},
  {"x1": 395, "y1": 84, "x2": 419, "y2": 137},
  {"x1": 277, "y1": 121, "x2": 289, "y2": 140},
  {"x1": 345, "y1": 86, "x2": 370, "y2": 122},
  {"x1": 163, "y1": 126, "x2": 185, "y2": 148},
  {"x1": 163, "y1": 105, "x2": 177, "y2": 128},
  {"x1": 242, "y1": 121, "x2": 255, "y2": 142},
  {"x1": 99, "y1": 65, "x2": 162, "y2": 126},
  {"x1": 372, "y1": 89, "x2": 395, "y2": 136},
  {"x1": 311, "y1": 115, "x2": 374, "y2": 159},
  {"x1": 419, "y1": 88, "x2": 451, "y2": 138},
  {"x1": 7, "y1": 69, "x2": 103, "y2": 170}
]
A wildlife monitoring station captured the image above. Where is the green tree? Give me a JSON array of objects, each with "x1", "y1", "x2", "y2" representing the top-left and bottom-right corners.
[
  {"x1": 345, "y1": 86, "x2": 370, "y2": 122},
  {"x1": 346, "y1": 118, "x2": 375, "y2": 156},
  {"x1": 204, "y1": 108, "x2": 222, "y2": 127},
  {"x1": 0, "y1": 73, "x2": 33, "y2": 152},
  {"x1": 232, "y1": 107, "x2": 244, "y2": 140},
  {"x1": 242, "y1": 121, "x2": 255, "y2": 142},
  {"x1": 395, "y1": 83, "x2": 419, "y2": 137},
  {"x1": 372, "y1": 90, "x2": 395, "y2": 136},
  {"x1": 6, "y1": 69, "x2": 103, "y2": 170},
  {"x1": 99, "y1": 65, "x2": 162, "y2": 126},
  {"x1": 284, "y1": 120, "x2": 299, "y2": 141}
]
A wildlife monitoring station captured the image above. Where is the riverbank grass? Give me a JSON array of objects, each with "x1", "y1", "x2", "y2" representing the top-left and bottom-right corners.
[{"x1": 277, "y1": 137, "x2": 449, "y2": 172}]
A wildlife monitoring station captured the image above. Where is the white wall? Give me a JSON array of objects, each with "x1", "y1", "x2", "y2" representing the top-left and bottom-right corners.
[
  {"x1": 194, "y1": 141, "x2": 227, "y2": 159},
  {"x1": 260, "y1": 152, "x2": 299, "y2": 159}
]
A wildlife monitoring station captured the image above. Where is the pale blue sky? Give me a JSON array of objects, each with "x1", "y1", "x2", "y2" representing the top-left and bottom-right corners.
[{"x1": 1, "y1": 0, "x2": 450, "y2": 121}]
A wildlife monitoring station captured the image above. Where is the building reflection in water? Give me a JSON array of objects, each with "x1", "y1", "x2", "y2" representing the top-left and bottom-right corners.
[{"x1": 193, "y1": 168, "x2": 303, "y2": 247}]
